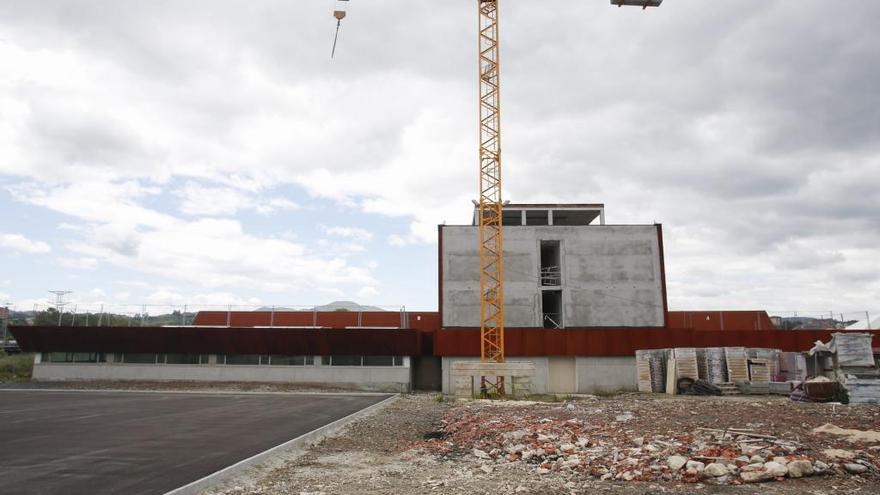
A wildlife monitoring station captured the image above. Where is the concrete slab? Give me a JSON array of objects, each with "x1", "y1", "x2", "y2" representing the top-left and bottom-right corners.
[{"x1": 0, "y1": 390, "x2": 391, "y2": 495}]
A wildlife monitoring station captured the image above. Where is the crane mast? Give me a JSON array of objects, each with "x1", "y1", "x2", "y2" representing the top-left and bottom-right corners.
[{"x1": 478, "y1": 0, "x2": 505, "y2": 395}]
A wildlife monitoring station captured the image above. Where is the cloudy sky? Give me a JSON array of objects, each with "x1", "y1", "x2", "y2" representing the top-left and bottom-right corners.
[{"x1": 0, "y1": 1, "x2": 878, "y2": 318}]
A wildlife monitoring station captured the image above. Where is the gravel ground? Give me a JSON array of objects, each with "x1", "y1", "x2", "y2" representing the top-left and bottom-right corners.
[{"x1": 206, "y1": 394, "x2": 880, "y2": 495}]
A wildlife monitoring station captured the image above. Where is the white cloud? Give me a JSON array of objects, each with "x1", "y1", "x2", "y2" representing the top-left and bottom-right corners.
[
  {"x1": 7, "y1": 181, "x2": 377, "y2": 296},
  {"x1": 175, "y1": 181, "x2": 299, "y2": 217},
  {"x1": 58, "y1": 257, "x2": 98, "y2": 270},
  {"x1": 322, "y1": 226, "x2": 373, "y2": 242},
  {"x1": 357, "y1": 286, "x2": 379, "y2": 299},
  {"x1": 0, "y1": 232, "x2": 51, "y2": 253},
  {"x1": 0, "y1": 2, "x2": 878, "y2": 311}
]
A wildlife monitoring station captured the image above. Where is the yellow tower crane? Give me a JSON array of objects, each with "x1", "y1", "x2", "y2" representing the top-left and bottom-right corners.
[
  {"x1": 330, "y1": 0, "x2": 662, "y2": 397},
  {"x1": 475, "y1": 0, "x2": 661, "y2": 397}
]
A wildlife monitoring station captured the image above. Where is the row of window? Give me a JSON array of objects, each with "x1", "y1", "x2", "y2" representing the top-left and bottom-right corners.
[{"x1": 41, "y1": 353, "x2": 404, "y2": 367}]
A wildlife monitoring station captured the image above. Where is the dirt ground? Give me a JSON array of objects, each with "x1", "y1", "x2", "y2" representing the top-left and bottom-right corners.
[{"x1": 206, "y1": 393, "x2": 880, "y2": 495}]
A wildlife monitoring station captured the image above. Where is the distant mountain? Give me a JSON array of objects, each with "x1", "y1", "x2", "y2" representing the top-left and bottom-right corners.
[
  {"x1": 256, "y1": 301, "x2": 386, "y2": 312},
  {"x1": 312, "y1": 301, "x2": 385, "y2": 312}
]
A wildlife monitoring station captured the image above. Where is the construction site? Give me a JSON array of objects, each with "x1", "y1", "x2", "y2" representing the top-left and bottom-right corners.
[{"x1": 1, "y1": 1, "x2": 879, "y2": 494}]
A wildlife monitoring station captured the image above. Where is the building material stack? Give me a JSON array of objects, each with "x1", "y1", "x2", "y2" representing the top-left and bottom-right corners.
[{"x1": 828, "y1": 333, "x2": 880, "y2": 404}]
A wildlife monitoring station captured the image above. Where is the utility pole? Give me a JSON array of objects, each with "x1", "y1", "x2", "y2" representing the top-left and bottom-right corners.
[
  {"x1": 0, "y1": 304, "x2": 9, "y2": 349},
  {"x1": 48, "y1": 290, "x2": 72, "y2": 326}
]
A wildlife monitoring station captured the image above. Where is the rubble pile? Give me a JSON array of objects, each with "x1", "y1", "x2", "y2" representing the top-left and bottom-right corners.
[{"x1": 419, "y1": 399, "x2": 879, "y2": 485}]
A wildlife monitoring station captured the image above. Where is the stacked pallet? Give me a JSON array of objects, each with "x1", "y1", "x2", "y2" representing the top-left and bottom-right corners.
[
  {"x1": 725, "y1": 347, "x2": 750, "y2": 383},
  {"x1": 674, "y1": 348, "x2": 699, "y2": 380}
]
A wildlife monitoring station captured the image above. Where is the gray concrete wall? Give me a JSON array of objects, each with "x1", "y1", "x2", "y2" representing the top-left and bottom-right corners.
[
  {"x1": 32, "y1": 362, "x2": 411, "y2": 393},
  {"x1": 441, "y1": 356, "x2": 638, "y2": 395},
  {"x1": 442, "y1": 225, "x2": 664, "y2": 327},
  {"x1": 575, "y1": 357, "x2": 638, "y2": 394},
  {"x1": 441, "y1": 357, "x2": 549, "y2": 394}
]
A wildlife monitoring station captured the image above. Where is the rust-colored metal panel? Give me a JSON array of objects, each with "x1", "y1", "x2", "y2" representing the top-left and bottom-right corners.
[
  {"x1": 433, "y1": 328, "x2": 880, "y2": 357},
  {"x1": 191, "y1": 310, "x2": 441, "y2": 330},
  {"x1": 10, "y1": 326, "x2": 422, "y2": 356},
  {"x1": 668, "y1": 311, "x2": 776, "y2": 331}
]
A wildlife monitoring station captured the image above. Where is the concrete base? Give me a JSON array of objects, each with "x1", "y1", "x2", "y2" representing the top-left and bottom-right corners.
[
  {"x1": 442, "y1": 356, "x2": 637, "y2": 395},
  {"x1": 450, "y1": 361, "x2": 535, "y2": 398},
  {"x1": 32, "y1": 363, "x2": 411, "y2": 393}
]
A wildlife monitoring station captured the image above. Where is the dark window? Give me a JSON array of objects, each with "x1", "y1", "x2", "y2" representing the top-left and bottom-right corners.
[
  {"x1": 501, "y1": 209, "x2": 523, "y2": 226},
  {"x1": 224, "y1": 354, "x2": 264, "y2": 365},
  {"x1": 165, "y1": 354, "x2": 202, "y2": 365},
  {"x1": 123, "y1": 353, "x2": 158, "y2": 364},
  {"x1": 330, "y1": 355, "x2": 362, "y2": 366},
  {"x1": 364, "y1": 356, "x2": 394, "y2": 366},
  {"x1": 269, "y1": 355, "x2": 313, "y2": 366},
  {"x1": 540, "y1": 240, "x2": 562, "y2": 286},
  {"x1": 43, "y1": 352, "x2": 66, "y2": 363},
  {"x1": 542, "y1": 290, "x2": 563, "y2": 329},
  {"x1": 525, "y1": 210, "x2": 549, "y2": 226}
]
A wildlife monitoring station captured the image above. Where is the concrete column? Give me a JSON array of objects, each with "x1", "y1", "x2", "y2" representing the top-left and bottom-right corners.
[
  {"x1": 521, "y1": 210, "x2": 527, "y2": 225},
  {"x1": 599, "y1": 208, "x2": 606, "y2": 225},
  {"x1": 548, "y1": 209, "x2": 553, "y2": 226}
]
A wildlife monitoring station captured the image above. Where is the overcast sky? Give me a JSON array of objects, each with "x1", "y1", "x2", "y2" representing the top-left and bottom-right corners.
[{"x1": 0, "y1": 0, "x2": 878, "y2": 318}]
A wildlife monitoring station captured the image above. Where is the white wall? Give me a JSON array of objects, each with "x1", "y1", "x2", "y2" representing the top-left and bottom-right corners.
[
  {"x1": 575, "y1": 357, "x2": 638, "y2": 393},
  {"x1": 442, "y1": 225, "x2": 664, "y2": 327},
  {"x1": 441, "y1": 356, "x2": 638, "y2": 395},
  {"x1": 33, "y1": 362, "x2": 411, "y2": 393},
  {"x1": 441, "y1": 357, "x2": 549, "y2": 394}
]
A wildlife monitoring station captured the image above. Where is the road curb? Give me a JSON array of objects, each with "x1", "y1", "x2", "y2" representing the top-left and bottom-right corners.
[{"x1": 163, "y1": 394, "x2": 400, "y2": 495}]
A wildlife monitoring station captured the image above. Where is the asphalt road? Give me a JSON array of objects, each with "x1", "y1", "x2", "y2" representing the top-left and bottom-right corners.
[{"x1": 0, "y1": 390, "x2": 390, "y2": 495}]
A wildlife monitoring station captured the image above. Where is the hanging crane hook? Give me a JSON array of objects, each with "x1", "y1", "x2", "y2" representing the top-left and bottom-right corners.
[{"x1": 331, "y1": 0, "x2": 349, "y2": 59}]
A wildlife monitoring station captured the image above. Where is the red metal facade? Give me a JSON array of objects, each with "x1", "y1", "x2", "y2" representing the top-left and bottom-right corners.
[
  {"x1": 12, "y1": 326, "x2": 423, "y2": 356},
  {"x1": 667, "y1": 311, "x2": 777, "y2": 331},
  {"x1": 14, "y1": 324, "x2": 878, "y2": 358},
  {"x1": 434, "y1": 328, "x2": 880, "y2": 357},
  {"x1": 191, "y1": 311, "x2": 440, "y2": 331}
]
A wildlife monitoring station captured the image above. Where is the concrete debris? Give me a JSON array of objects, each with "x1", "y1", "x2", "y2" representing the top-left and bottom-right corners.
[
  {"x1": 844, "y1": 463, "x2": 868, "y2": 474},
  {"x1": 667, "y1": 456, "x2": 688, "y2": 471},
  {"x1": 415, "y1": 399, "x2": 874, "y2": 486},
  {"x1": 786, "y1": 459, "x2": 814, "y2": 478},
  {"x1": 813, "y1": 423, "x2": 880, "y2": 443}
]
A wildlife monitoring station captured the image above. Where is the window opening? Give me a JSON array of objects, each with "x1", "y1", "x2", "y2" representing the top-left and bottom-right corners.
[
  {"x1": 501, "y1": 209, "x2": 523, "y2": 226},
  {"x1": 525, "y1": 210, "x2": 549, "y2": 226},
  {"x1": 540, "y1": 240, "x2": 561, "y2": 286},
  {"x1": 542, "y1": 290, "x2": 563, "y2": 329}
]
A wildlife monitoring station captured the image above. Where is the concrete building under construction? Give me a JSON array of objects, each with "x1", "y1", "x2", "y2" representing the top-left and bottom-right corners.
[{"x1": 11, "y1": 202, "x2": 874, "y2": 394}]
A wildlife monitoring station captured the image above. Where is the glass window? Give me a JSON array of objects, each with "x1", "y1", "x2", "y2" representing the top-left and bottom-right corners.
[
  {"x1": 330, "y1": 355, "x2": 362, "y2": 366},
  {"x1": 224, "y1": 354, "x2": 262, "y2": 365},
  {"x1": 165, "y1": 354, "x2": 202, "y2": 365},
  {"x1": 363, "y1": 356, "x2": 394, "y2": 366},
  {"x1": 123, "y1": 353, "x2": 158, "y2": 364},
  {"x1": 44, "y1": 352, "x2": 67, "y2": 363},
  {"x1": 71, "y1": 353, "x2": 98, "y2": 363},
  {"x1": 394, "y1": 356, "x2": 403, "y2": 366},
  {"x1": 270, "y1": 355, "x2": 313, "y2": 366}
]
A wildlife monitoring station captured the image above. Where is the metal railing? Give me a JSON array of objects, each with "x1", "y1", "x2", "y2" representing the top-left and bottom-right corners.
[
  {"x1": 543, "y1": 313, "x2": 562, "y2": 329},
  {"x1": 540, "y1": 266, "x2": 562, "y2": 286},
  {"x1": 3, "y1": 303, "x2": 414, "y2": 328},
  {"x1": 767, "y1": 310, "x2": 877, "y2": 330}
]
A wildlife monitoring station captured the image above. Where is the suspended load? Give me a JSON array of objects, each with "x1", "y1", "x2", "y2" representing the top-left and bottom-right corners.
[{"x1": 331, "y1": 0, "x2": 350, "y2": 58}]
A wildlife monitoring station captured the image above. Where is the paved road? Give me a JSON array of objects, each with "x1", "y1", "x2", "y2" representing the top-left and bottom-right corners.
[{"x1": 0, "y1": 390, "x2": 390, "y2": 495}]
